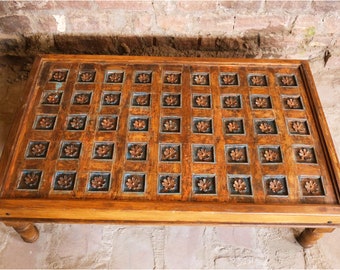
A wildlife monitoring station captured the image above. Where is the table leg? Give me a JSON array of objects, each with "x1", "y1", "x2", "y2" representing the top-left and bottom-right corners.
[
  {"x1": 296, "y1": 227, "x2": 335, "y2": 248},
  {"x1": 3, "y1": 221, "x2": 39, "y2": 243}
]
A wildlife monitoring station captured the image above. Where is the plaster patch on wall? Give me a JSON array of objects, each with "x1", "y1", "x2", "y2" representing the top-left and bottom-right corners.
[{"x1": 53, "y1": 15, "x2": 66, "y2": 33}]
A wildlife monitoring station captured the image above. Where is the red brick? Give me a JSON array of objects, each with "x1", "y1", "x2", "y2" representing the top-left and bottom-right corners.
[
  {"x1": 34, "y1": 15, "x2": 58, "y2": 33},
  {"x1": 95, "y1": 0, "x2": 153, "y2": 11},
  {"x1": 312, "y1": 0, "x2": 340, "y2": 13},
  {"x1": 53, "y1": 1, "x2": 92, "y2": 10},
  {"x1": 0, "y1": 2, "x2": 8, "y2": 13},
  {"x1": 0, "y1": 15, "x2": 32, "y2": 34},
  {"x1": 322, "y1": 14, "x2": 340, "y2": 35},
  {"x1": 265, "y1": 1, "x2": 311, "y2": 13},
  {"x1": 176, "y1": 1, "x2": 217, "y2": 11},
  {"x1": 234, "y1": 15, "x2": 287, "y2": 33},
  {"x1": 157, "y1": 15, "x2": 188, "y2": 35},
  {"x1": 191, "y1": 14, "x2": 234, "y2": 35},
  {"x1": 133, "y1": 13, "x2": 154, "y2": 34},
  {"x1": 219, "y1": 0, "x2": 263, "y2": 13},
  {"x1": 67, "y1": 14, "x2": 100, "y2": 33},
  {"x1": 6, "y1": 1, "x2": 54, "y2": 11}
]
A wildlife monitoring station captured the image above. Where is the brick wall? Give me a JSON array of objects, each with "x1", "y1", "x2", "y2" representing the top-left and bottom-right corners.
[
  {"x1": 0, "y1": 0, "x2": 339, "y2": 60},
  {"x1": 1, "y1": 1, "x2": 340, "y2": 269}
]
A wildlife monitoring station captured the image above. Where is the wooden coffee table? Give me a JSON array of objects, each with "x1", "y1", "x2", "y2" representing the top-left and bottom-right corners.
[{"x1": 1, "y1": 55, "x2": 339, "y2": 248}]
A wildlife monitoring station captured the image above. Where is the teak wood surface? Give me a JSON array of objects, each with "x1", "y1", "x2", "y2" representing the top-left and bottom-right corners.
[{"x1": 1, "y1": 55, "x2": 340, "y2": 237}]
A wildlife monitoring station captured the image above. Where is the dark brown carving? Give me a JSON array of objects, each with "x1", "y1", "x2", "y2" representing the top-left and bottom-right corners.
[
  {"x1": 136, "y1": 73, "x2": 151, "y2": 83},
  {"x1": 91, "y1": 175, "x2": 107, "y2": 189},
  {"x1": 233, "y1": 178, "x2": 247, "y2": 193},
  {"x1": 50, "y1": 70, "x2": 68, "y2": 82},
  {"x1": 224, "y1": 96, "x2": 239, "y2": 108},
  {"x1": 195, "y1": 96, "x2": 209, "y2": 107},
  {"x1": 125, "y1": 175, "x2": 143, "y2": 191},
  {"x1": 79, "y1": 71, "x2": 95, "y2": 82},
  {"x1": 195, "y1": 120, "x2": 211, "y2": 133},
  {"x1": 197, "y1": 178, "x2": 212, "y2": 192},
  {"x1": 161, "y1": 176, "x2": 177, "y2": 192},
  {"x1": 107, "y1": 72, "x2": 124, "y2": 83},
  {"x1": 196, "y1": 148, "x2": 213, "y2": 162},
  {"x1": 103, "y1": 94, "x2": 120, "y2": 105},
  {"x1": 164, "y1": 73, "x2": 180, "y2": 84},
  {"x1": 57, "y1": 175, "x2": 73, "y2": 189},
  {"x1": 193, "y1": 74, "x2": 209, "y2": 85},
  {"x1": 164, "y1": 95, "x2": 179, "y2": 106}
]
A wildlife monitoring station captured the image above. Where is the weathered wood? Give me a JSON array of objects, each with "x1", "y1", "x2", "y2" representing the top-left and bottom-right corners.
[
  {"x1": 296, "y1": 228, "x2": 335, "y2": 248},
  {"x1": 4, "y1": 221, "x2": 39, "y2": 243},
  {"x1": 0, "y1": 55, "x2": 339, "y2": 244}
]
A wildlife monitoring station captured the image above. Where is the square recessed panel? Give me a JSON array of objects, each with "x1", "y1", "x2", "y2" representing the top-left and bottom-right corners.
[
  {"x1": 225, "y1": 145, "x2": 248, "y2": 163},
  {"x1": 282, "y1": 95, "x2": 304, "y2": 110},
  {"x1": 219, "y1": 73, "x2": 239, "y2": 86},
  {"x1": 163, "y1": 72, "x2": 181, "y2": 84},
  {"x1": 248, "y1": 74, "x2": 268, "y2": 86},
  {"x1": 26, "y1": 141, "x2": 49, "y2": 158},
  {"x1": 223, "y1": 118, "x2": 245, "y2": 135},
  {"x1": 66, "y1": 115, "x2": 87, "y2": 130},
  {"x1": 98, "y1": 115, "x2": 118, "y2": 131},
  {"x1": 105, "y1": 71, "x2": 124, "y2": 83},
  {"x1": 34, "y1": 115, "x2": 57, "y2": 130},
  {"x1": 72, "y1": 91, "x2": 92, "y2": 105},
  {"x1": 162, "y1": 93, "x2": 181, "y2": 107},
  {"x1": 192, "y1": 94, "x2": 211, "y2": 108},
  {"x1": 135, "y1": 71, "x2": 152, "y2": 84},
  {"x1": 192, "y1": 145, "x2": 215, "y2": 163},
  {"x1": 221, "y1": 94, "x2": 242, "y2": 109},
  {"x1": 49, "y1": 70, "x2": 68, "y2": 82},
  {"x1": 160, "y1": 144, "x2": 181, "y2": 162},
  {"x1": 41, "y1": 91, "x2": 63, "y2": 105},
  {"x1": 92, "y1": 142, "x2": 114, "y2": 160},
  {"x1": 258, "y1": 146, "x2": 283, "y2": 164},
  {"x1": 53, "y1": 171, "x2": 76, "y2": 191},
  {"x1": 132, "y1": 93, "x2": 151, "y2": 107},
  {"x1": 277, "y1": 74, "x2": 298, "y2": 87},
  {"x1": 193, "y1": 175, "x2": 216, "y2": 194},
  {"x1": 160, "y1": 117, "x2": 181, "y2": 133},
  {"x1": 60, "y1": 141, "x2": 82, "y2": 159},
  {"x1": 299, "y1": 176, "x2": 325, "y2": 196},
  {"x1": 192, "y1": 118, "x2": 213, "y2": 134},
  {"x1": 254, "y1": 119, "x2": 278, "y2": 135},
  {"x1": 78, "y1": 70, "x2": 96, "y2": 82},
  {"x1": 102, "y1": 92, "x2": 121, "y2": 106},
  {"x1": 126, "y1": 143, "x2": 148, "y2": 161},
  {"x1": 251, "y1": 95, "x2": 272, "y2": 109},
  {"x1": 129, "y1": 117, "x2": 149, "y2": 132},
  {"x1": 123, "y1": 173, "x2": 146, "y2": 192},
  {"x1": 287, "y1": 119, "x2": 310, "y2": 135},
  {"x1": 17, "y1": 170, "x2": 42, "y2": 190},
  {"x1": 87, "y1": 172, "x2": 110, "y2": 192},
  {"x1": 158, "y1": 174, "x2": 180, "y2": 194},
  {"x1": 228, "y1": 175, "x2": 252, "y2": 195},
  {"x1": 293, "y1": 146, "x2": 317, "y2": 164},
  {"x1": 263, "y1": 175, "x2": 288, "y2": 196},
  {"x1": 192, "y1": 73, "x2": 210, "y2": 86}
]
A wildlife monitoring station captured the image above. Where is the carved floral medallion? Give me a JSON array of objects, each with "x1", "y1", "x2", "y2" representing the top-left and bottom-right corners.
[
  {"x1": 50, "y1": 70, "x2": 68, "y2": 82},
  {"x1": 125, "y1": 175, "x2": 144, "y2": 191},
  {"x1": 79, "y1": 71, "x2": 95, "y2": 82},
  {"x1": 106, "y1": 72, "x2": 124, "y2": 83}
]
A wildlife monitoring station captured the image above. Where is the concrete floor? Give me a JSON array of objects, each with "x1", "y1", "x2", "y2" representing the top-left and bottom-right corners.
[{"x1": 1, "y1": 55, "x2": 340, "y2": 269}]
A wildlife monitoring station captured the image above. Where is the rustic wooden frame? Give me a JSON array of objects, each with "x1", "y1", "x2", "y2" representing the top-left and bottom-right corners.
[{"x1": 1, "y1": 55, "x2": 339, "y2": 247}]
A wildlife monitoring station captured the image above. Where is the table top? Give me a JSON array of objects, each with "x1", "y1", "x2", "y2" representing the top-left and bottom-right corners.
[{"x1": 1, "y1": 55, "x2": 340, "y2": 226}]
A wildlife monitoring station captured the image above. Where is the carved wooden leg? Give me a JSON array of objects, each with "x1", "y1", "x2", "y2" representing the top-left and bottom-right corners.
[
  {"x1": 4, "y1": 221, "x2": 39, "y2": 243},
  {"x1": 296, "y1": 228, "x2": 335, "y2": 248}
]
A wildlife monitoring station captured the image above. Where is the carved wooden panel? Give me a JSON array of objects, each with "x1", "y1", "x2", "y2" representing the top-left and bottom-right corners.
[{"x1": 1, "y1": 55, "x2": 340, "y2": 225}]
